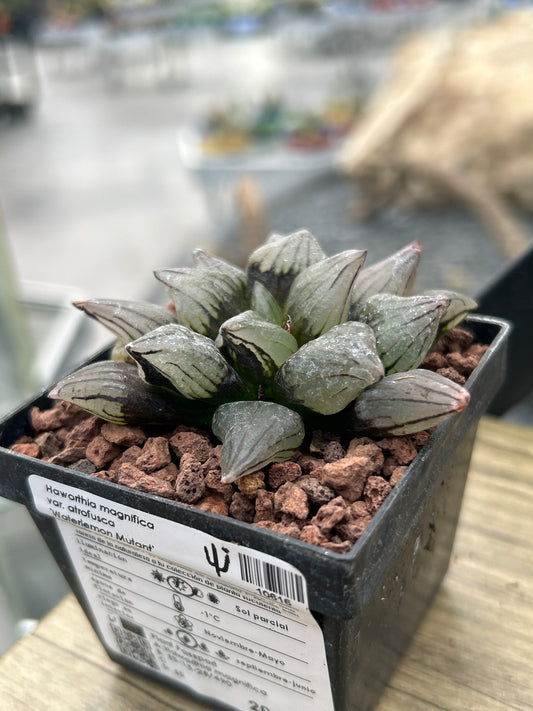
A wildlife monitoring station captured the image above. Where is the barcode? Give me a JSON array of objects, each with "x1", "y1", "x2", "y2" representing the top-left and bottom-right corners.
[
  {"x1": 238, "y1": 552, "x2": 305, "y2": 603},
  {"x1": 110, "y1": 617, "x2": 159, "y2": 669}
]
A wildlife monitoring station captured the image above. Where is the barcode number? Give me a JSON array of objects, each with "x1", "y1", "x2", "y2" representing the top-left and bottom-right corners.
[{"x1": 238, "y1": 552, "x2": 305, "y2": 604}]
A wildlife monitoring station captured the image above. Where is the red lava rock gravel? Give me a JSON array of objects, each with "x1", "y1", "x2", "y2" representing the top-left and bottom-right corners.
[{"x1": 8, "y1": 328, "x2": 487, "y2": 553}]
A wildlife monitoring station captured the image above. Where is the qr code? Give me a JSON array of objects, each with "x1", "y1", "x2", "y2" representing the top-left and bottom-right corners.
[{"x1": 110, "y1": 617, "x2": 159, "y2": 669}]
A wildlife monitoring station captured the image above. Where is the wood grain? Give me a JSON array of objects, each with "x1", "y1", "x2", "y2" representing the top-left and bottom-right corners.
[
  {"x1": 1, "y1": 416, "x2": 532, "y2": 710},
  {"x1": 377, "y1": 416, "x2": 533, "y2": 711}
]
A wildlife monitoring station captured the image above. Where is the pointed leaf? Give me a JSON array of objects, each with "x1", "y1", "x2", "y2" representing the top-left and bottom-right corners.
[
  {"x1": 126, "y1": 324, "x2": 246, "y2": 401},
  {"x1": 348, "y1": 368, "x2": 470, "y2": 436},
  {"x1": 48, "y1": 361, "x2": 205, "y2": 425},
  {"x1": 423, "y1": 290, "x2": 478, "y2": 332},
  {"x1": 275, "y1": 322, "x2": 384, "y2": 415},
  {"x1": 73, "y1": 298, "x2": 177, "y2": 343},
  {"x1": 212, "y1": 401, "x2": 305, "y2": 483},
  {"x1": 192, "y1": 248, "x2": 247, "y2": 288},
  {"x1": 246, "y1": 229, "x2": 325, "y2": 304},
  {"x1": 285, "y1": 249, "x2": 367, "y2": 344},
  {"x1": 349, "y1": 241, "x2": 422, "y2": 318},
  {"x1": 358, "y1": 293, "x2": 449, "y2": 373},
  {"x1": 219, "y1": 310, "x2": 298, "y2": 385},
  {"x1": 249, "y1": 281, "x2": 284, "y2": 325},
  {"x1": 154, "y1": 266, "x2": 246, "y2": 339}
]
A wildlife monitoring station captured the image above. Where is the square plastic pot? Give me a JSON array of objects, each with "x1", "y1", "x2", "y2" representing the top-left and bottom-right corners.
[
  {"x1": 0, "y1": 315, "x2": 510, "y2": 711},
  {"x1": 477, "y1": 243, "x2": 533, "y2": 414}
]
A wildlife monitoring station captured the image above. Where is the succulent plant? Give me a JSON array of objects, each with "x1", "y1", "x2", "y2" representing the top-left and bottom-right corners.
[{"x1": 50, "y1": 230, "x2": 478, "y2": 483}]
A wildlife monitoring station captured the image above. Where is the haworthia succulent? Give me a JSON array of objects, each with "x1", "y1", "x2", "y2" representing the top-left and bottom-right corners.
[
  {"x1": 53, "y1": 229, "x2": 480, "y2": 477},
  {"x1": 126, "y1": 324, "x2": 247, "y2": 401},
  {"x1": 285, "y1": 249, "x2": 367, "y2": 344},
  {"x1": 274, "y1": 321, "x2": 384, "y2": 415},
  {"x1": 212, "y1": 401, "x2": 305, "y2": 482},
  {"x1": 348, "y1": 368, "x2": 470, "y2": 436},
  {"x1": 49, "y1": 361, "x2": 205, "y2": 425}
]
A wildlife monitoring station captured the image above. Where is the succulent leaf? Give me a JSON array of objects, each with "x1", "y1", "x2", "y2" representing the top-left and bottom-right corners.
[
  {"x1": 246, "y1": 229, "x2": 325, "y2": 304},
  {"x1": 275, "y1": 322, "x2": 384, "y2": 415},
  {"x1": 192, "y1": 248, "x2": 247, "y2": 288},
  {"x1": 48, "y1": 361, "x2": 203, "y2": 425},
  {"x1": 212, "y1": 401, "x2": 305, "y2": 482},
  {"x1": 73, "y1": 299, "x2": 178, "y2": 362},
  {"x1": 219, "y1": 310, "x2": 299, "y2": 386},
  {"x1": 358, "y1": 293, "x2": 449, "y2": 373},
  {"x1": 126, "y1": 324, "x2": 246, "y2": 401},
  {"x1": 249, "y1": 282, "x2": 284, "y2": 325},
  {"x1": 349, "y1": 241, "x2": 422, "y2": 318},
  {"x1": 347, "y1": 368, "x2": 470, "y2": 436},
  {"x1": 423, "y1": 290, "x2": 478, "y2": 333},
  {"x1": 154, "y1": 266, "x2": 246, "y2": 339},
  {"x1": 285, "y1": 249, "x2": 367, "y2": 344}
]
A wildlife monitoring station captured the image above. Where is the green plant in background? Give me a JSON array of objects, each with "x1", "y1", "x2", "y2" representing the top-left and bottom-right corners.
[{"x1": 50, "y1": 230, "x2": 477, "y2": 483}]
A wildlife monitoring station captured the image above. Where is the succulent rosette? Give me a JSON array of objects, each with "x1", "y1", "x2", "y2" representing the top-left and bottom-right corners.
[{"x1": 50, "y1": 230, "x2": 477, "y2": 483}]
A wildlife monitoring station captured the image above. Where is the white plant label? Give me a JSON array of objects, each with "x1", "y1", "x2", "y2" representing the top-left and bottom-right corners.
[{"x1": 29, "y1": 475, "x2": 334, "y2": 711}]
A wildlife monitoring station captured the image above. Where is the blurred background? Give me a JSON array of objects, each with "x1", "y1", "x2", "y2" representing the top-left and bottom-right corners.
[{"x1": 1, "y1": 0, "x2": 533, "y2": 655}]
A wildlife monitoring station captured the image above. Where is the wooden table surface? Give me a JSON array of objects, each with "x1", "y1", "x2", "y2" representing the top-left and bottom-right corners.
[{"x1": 1, "y1": 416, "x2": 532, "y2": 710}]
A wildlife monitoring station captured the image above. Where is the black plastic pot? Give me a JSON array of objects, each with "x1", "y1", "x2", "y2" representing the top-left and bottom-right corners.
[
  {"x1": 0, "y1": 315, "x2": 510, "y2": 711},
  {"x1": 476, "y1": 244, "x2": 533, "y2": 415}
]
